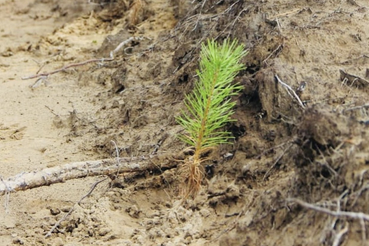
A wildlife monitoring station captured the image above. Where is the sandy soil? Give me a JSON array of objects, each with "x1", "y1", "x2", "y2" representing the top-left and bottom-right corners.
[{"x1": 0, "y1": 0, "x2": 369, "y2": 245}]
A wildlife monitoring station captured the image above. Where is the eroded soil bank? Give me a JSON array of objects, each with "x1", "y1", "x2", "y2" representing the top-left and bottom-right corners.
[{"x1": 0, "y1": 0, "x2": 369, "y2": 245}]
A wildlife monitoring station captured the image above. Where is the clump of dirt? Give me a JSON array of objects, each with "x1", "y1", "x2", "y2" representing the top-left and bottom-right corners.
[{"x1": 1, "y1": 0, "x2": 369, "y2": 245}]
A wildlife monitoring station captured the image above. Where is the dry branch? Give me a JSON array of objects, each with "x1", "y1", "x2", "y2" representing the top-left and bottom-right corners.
[
  {"x1": 0, "y1": 155, "x2": 174, "y2": 196},
  {"x1": 21, "y1": 37, "x2": 143, "y2": 81},
  {"x1": 288, "y1": 198, "x2": 369, "y2": 221}
]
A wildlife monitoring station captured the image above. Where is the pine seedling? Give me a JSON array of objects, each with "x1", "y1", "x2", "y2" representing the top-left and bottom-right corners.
[{"x1": 176, "y1": 39, "x2": 247, "y2": 198}]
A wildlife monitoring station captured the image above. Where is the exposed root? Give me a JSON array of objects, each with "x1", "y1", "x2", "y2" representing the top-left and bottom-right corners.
[{"x1": 180, "y1": 159, "x2": 204, "y2": 199}]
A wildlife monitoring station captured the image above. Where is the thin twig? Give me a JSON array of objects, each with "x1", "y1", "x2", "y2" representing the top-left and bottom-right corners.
[
  {"x1": 0, "y1": 176, "x2": 10, "y2": 213},
  {"x1": 351, "y1": 182, "x2": 369, "y2": 208},
  {"x1": 262, "y1": 43, "x2": 283, "y2": 64},
  {"x1": 315, "y1": 145, "x2": 338, "y2": 178},
  {"x1": 288, "y1": 198, "x2": 369, "y2": 221},
  {"x1": 360, "y1": 218, "x2": 366, "y2": 242},
  {"x1": 263, "y1": 143, "x2": 293, "y2": 180},
  {"x1": 191, "y1": 0, "x2": 207, "y2": 31},
  {"x1": 35, "y1": 61, "x2": 47, "y2": 75},
  {"x1": 343, "y1": 103, "x2": 369, "y2": 113},
  {"x1": 45, "y1": 178, "x2": 107, "y2": 238},
  {"x1": 22, "y1": 58, "x2": 113, "y2": 80},
  {"x1": 22, "y1": 37, "x2": 143, "y2": 81},
  {"x1": 223, "y1": 0, "x2": 240, "y2": 14},
  {"x1": 110, "y1": 140, "x2": 124, "y2": 183},
  {"x1": 332, "y1": 222, "x2": 349, "y2": 246},
  {"x1": 215, "y1": 6, "x2": 248, "y2": 40},
  {"x1": 254, "y1": 138, "x2": 296, "y2": 159},
  {"x1": 275, "y1": 74, "x2": 306, "y2": 109}
]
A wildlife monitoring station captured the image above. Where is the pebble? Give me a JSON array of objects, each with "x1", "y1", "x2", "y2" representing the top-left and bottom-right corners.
[
  {"x1": 98, "y1": 227, "x2": 111, "y2": 236},
  {"x1": 50, "y1": 207, "x2": 61, "y2": 216}
]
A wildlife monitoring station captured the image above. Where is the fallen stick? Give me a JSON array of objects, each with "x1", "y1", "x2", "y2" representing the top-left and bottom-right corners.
[
  {"x1": 21, "y1": 36, "x2": 143, "y2": 81},
  {"x1": 288, "y1": 198, "x2": 369, "y2": 221},
  {"x1": 0, "y1": 155, "x2": 174, "y2": 196}
]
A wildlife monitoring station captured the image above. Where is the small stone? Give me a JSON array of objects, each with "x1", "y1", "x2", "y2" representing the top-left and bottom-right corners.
[
  {"x1": 98, "y1": 227, "x2": 111, "y2": 236},
  {"x1": 50, "y1": 207, "x2": 61, "y2": 216},
  {"x1": 126, "y1": 205, "x2": 141, "y2": 218},
  {"x1": 61, "y1": 207, "x2": 71, "y2": 213},
  {"x1": 12, "y1": 238, "x2": 24, "y2": 245}
]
